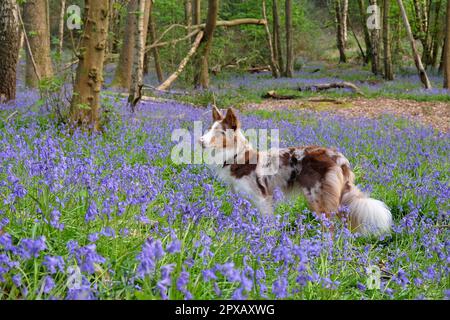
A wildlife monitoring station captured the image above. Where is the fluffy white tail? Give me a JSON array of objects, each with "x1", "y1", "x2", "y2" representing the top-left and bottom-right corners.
[{"x1": 341, "y1": 186, "x2": 392, "y2": 236}]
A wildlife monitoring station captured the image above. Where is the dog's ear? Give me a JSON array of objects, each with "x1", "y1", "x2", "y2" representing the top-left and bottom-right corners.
[
  {"x1": 224, "y1": 108, "x2": 240, "y2": 130},
  {"x1": 212, "y1": 106, "x2": 223, "y2": 122}
]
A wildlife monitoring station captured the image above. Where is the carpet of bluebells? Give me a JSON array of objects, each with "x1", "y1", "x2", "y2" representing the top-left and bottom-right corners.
[{"x1": 0, "y1": 85, "x2": 449, "y2": 300}]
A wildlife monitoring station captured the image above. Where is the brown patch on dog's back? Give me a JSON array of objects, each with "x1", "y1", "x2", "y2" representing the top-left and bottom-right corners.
[
  {"x1": 229, "y1": 150, "x2": 259, "y2": 178},
  {"x1": 297, "y1": 147, "x2": 336, "y2": 189}
]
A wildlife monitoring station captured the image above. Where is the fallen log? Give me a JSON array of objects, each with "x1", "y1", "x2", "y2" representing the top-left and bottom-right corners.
[
  {"x1": 248, "y1": 65, "x2": 271, "y2": 73},
  {"x1": 263, "y1": 90, "x2": 296, "y2": 99},
  {"x1": 263, "y1": 91, "x2": 344, "y2": 104},
  {"x1": 299, "y1": 81, "x2": 364, "y2": 95}
]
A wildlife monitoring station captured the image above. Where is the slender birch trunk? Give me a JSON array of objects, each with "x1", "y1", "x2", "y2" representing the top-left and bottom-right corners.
[
  {"x1": 383, "y1": 0, "x2": 394, "y2": 80},
  {"x1": 396, "y1": 0, "x2": 432, "y2": 89}
]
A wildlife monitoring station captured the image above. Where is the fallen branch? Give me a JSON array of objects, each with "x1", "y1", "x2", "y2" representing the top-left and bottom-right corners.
[
  {"x1": 308, "y1": 98, "x2": 343, "y2": 104},
  {"x1": 263, "y1": 90, "x2": 296, "y2": 100},
  {"x1": 248, "y1": 65, "x2": 271, "y2": 73},
  {"x1": 157, "y1": 31, "x2": 204, "y2": 91},
  {"x1": 299, "y1": 82, "x2": 365, "y2": 95},
  {"x1": 263, "y1": 91, "x2": 345, "y2": 103}
]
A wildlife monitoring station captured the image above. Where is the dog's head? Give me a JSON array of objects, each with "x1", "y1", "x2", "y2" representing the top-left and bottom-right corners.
[{"x1": 199, "y1": 107, "x2": 245, "y2": 153}]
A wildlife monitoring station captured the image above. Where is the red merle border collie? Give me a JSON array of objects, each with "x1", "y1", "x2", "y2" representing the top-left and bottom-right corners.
[{"x1": 199, "y1": 107, "x2": 392, "y2": 236}]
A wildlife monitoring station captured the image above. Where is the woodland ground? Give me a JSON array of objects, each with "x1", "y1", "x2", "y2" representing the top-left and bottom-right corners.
[{"x1": 0, "y1": 63, "x2": 449, "y2": 300}]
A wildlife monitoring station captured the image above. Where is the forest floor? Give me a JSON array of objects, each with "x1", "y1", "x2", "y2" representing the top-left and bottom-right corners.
[{"x1": 244, "y1": 97, "x2": 450, "y2": 133}]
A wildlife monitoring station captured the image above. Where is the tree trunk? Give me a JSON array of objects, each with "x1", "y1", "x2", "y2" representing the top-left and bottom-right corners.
[
  {"x1": 284, "y1": 0, "x2": 294, "y2": 77},
  {"x1": 358, "y1": 0, "x2": 373, "y2": 64},
  {"x1": 273, "y1": 0, "x2": 284, "y2": 74},
  {"x1": 183, "y1": 0, "x2": 192, "y2": 81},
  {"x1": 185, "y1": 0, "x2": 193, "y2": 36},
  {"x1": 129, "y1": 0, "x2": 146, "y2": 112},
  {"x1": 440, "y1": 38, "x2": 445, "y2": 73},
  {"x1": 263, "y1": 0, "x2": 280, "y2": 78},
  {"x1": 23, "y1": 0, "x2": 54, "y2": 87},
  {"x1": 444, "y1": 0, "x2": 450, "y2": 89},
  {"x1": 413, "y1": 0, "x2": 431, "y2": 67},
  {"x1": 369, "y1": 0, "x2": 380, "y2": 74},
  {"x1": 113, "y1": 0, "x2": 151, "y2": 89},
  {"x1": 192, "y1": 0, "x2": 201, "y2": 44},
  {"x1": 396, "y1": 0, "x2": 432, "y2": 89},
  {"x1": 342, "y1": 0, "x2": 349, "y2": 45},
  {"x1": 383, "y1": 0, "x2": 394, "y2": 80},
  {"x1": 335, "y1": 0, "x2": 347, "y2": 63},
  {"x1": 0, "y1": 0, "x2": 20, "y2": 101},
  {"x1": 430, "y1": 1, "x2": 442, "y2": 69},
  {"x1": 147, "y1": 1, "x2": 164, "y2": 83},
  {"x1": 194, "y1": 0, "x2": 218, "y2": 89},
  {"x1": 70, "y1": 0, "x2": 110, "y2": 130},
  {"x1": 58, "y1": 0, "x2": 66, "y2": 57}
]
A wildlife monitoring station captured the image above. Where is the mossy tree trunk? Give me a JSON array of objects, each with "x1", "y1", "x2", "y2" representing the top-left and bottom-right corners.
[
  {"x1": 0, "y1": 0, "x2": 20, "y2": 101},
  {"x1": 70, "y1": 0, "x2": 110, "y2": 130}
]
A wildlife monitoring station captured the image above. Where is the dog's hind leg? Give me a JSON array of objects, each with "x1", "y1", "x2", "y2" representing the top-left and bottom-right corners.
[{"x1": 304, "y1": 167, "x2": 344, "y2": 234}]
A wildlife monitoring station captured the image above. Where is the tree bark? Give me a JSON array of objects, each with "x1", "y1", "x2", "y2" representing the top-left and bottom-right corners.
[
  {"x1": 193, "y1": 0, "x2": 201, "y2": 25},
  {"x1": 128, "y1": 0, "x2": 146, "y2": 112},
  {"x1": 262, "y1": 0, "x2": 280, "y2": 78},
  {"x1": 358, "y1": 0, "x2": 373, "y2": 64},
  {"x1": 147, "y1": 1, "x2": 164, "y2": 83},
  {"x1": 58, "y1": 0, "x2": 66, "y2": 56},
  {"x1": 272, "y1": 0, "x2": 284, "y2": 74},
  {"x1": 194, "y1": 0, "x2": 218, "y2": 89},
  {"x1": 396, "y1": 0, "x2": 432, "y2": 89},
  {"x1": 342, "y1": 0, "x2": 349, "y2": 45},
  {"x1": 284, "y1": 0, "x2": 294, "y2": 77},
  {"x1": 383, "y1": 0, "x2": 394, "y2": 80},
  {"x1": 70, "y1": 0, "x2": 110, "y2": 130},
  {"x1": 23, "y1": 0, "x2": 54, "y2": 87},
  {"x1": 430, "y1": 0, "x2": 442, "y2": 69},
  {"x1": 444, "y1": 0, "x2": 450, "y2": 89},
  {"x1": 335, "y1": 0, "x2": 347, "y2": 63},
  {"x1": 369, "y1": 0, "x2": 380, "y2": 74},
  {"x1": 113, "y1": 0, "x2": 151, "y2": 89},
  {"x1": 0, "y1": 0, "x2": 20, "y2": 101},
  {"x1": 192, "y1": 0, "x2": 201, "y2": 42}
]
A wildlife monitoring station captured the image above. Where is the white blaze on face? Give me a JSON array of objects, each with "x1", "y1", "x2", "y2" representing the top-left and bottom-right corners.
[{"x1": 199, "y1": 121, "x2": 221, "y2": 148}]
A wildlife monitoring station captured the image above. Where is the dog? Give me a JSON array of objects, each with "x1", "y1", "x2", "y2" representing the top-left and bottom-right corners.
[{"x1": 199, "y1": 107, "x2": 392, "y2": 236}]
